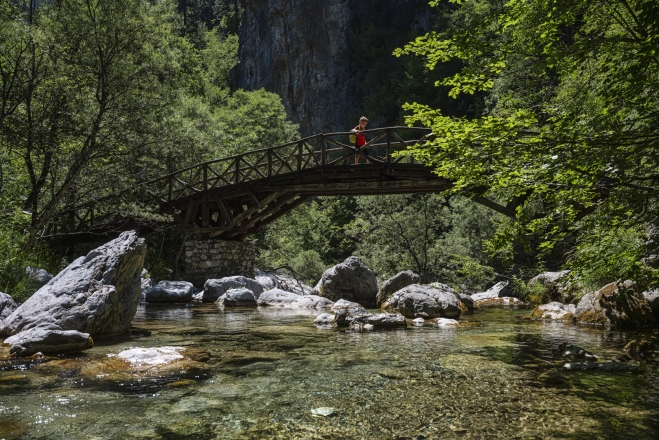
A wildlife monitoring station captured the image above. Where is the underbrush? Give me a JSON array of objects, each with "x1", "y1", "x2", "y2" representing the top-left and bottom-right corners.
[{"x1": 0, "y1": 227, "x2": 65, "y2": 303}]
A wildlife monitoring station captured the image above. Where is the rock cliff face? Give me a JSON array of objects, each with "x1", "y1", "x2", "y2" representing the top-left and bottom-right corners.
[{"x1": 234, "y1": 0, "x2": 430, "y2": 136}]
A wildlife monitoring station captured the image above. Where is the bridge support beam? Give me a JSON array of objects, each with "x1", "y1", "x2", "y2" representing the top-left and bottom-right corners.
[{"x1": 183, "y1": 237, "x2": 256, "y2": 287}]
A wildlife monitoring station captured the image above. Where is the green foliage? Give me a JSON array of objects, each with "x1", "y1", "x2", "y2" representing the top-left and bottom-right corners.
[
  {"x1": 0, "y1": 211, "x2": 63, "y2": 303},
  {"x1": 567, "y1": 225, "x2": 659, "y2": 291},
  {"x1": 395, "y1": 0, "x2": 659, "y2": 283},
  {"x1": 289, "y1": 250, "x2": 326, "y2": 286}
]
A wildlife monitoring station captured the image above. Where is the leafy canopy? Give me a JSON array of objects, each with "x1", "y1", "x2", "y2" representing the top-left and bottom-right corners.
[{"x1": 395, "y1": 0, "x2": 659, "y2": 286}]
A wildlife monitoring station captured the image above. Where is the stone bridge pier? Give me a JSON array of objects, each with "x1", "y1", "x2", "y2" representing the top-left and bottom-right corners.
[{"x1": 183, "y1": 238, "x2": 257, "y2": 287}]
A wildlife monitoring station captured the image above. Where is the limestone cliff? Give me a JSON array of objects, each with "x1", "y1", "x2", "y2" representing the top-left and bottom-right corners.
[{"x1": 233, "y1": 0, "x2": 431, "y2": 137}]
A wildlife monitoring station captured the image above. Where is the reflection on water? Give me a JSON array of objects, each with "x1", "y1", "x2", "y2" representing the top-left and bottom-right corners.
[{"x1": 1, "y1": 305, "x2": 658, "y2": 439}]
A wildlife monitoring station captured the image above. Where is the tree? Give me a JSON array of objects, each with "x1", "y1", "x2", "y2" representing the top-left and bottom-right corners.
[{"x1": 395, "y1": 0, "x2": 659, "y2": 286}]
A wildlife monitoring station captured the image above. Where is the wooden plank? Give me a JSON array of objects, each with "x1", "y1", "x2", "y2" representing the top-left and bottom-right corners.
[
  {"x1": 212, "y1": 194, "x2": 232, "y2": 225},
  {"x1": 202, "y1": 201, "x2": 209, "y2": 227},
  {"x1": 182, "y1": 199, "x2": 197, "y2": 228},
  {"x1": 246, "y1": 188, "x2": 262, "y2": 208}
]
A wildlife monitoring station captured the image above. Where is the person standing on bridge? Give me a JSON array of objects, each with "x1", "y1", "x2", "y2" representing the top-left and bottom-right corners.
[{"x1": 352, "y1": 116, "x2": 371, "y2": 164}]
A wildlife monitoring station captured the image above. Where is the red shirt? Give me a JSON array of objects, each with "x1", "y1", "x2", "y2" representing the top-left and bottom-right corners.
[{"x1": 354, "y1": 126, "x2": 366, "y2": 147}]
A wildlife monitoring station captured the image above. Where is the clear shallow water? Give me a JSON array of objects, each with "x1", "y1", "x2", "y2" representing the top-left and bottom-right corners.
[{"x1": 1, "y1": 305, "x2": 658, "y2": 439}]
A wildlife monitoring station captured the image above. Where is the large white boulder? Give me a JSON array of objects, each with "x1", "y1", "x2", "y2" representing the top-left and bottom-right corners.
[
  {"x1": 0, "y1": 231, "x2": 145, "y2": 337},
  {"x1": 314, "y1": 256, "x2": 378, "y2": 307},
  {"x1": 382, "y1": 284, "x2": 461, "y2": 319}
]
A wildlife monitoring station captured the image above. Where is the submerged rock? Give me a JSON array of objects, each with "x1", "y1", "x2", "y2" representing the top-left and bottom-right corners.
[
  {"x1": 203, "y1": 276, "x2": 264, "y2": 302},
  {"x1": 314, "y1": 256, "x2": 378, "y2": 307},
  {"x1": 0, "y1": 292, "x2": 19, "y2": 321},
  {"x1": 563, "y1": 362, "x2": 635, "y2": 371},
  {"x1": 4, "y1": 328, "x2": 93, "y2": 357},
  {"x1": 531, "y1": 302, "x2": 576, "y2": 320},
  {"x1": 412, "y1": 317, "x2": 425, "y2": 326},
  {"x1": 117, "y1": 346, "x2": 186, "y2": 367},
  {"x1": 0, "y1": 231, "x2": 146, "y2": 337},
  {"x1": 376, "y1": 271, "x2": 420, "y2": 308},
  {"x1": 553, "y1": 343, "x2": 599, "y2": 361},
  {"x1": 382, "y1": 284, "x2": 461, "y2": 319},
  {"x1": 313, "y1": 313, "x2": 336, "y2": 326},
  {"x1": 574, "y1": 281, "x2": 656, "y2": 327},
  {"x1": 145, "y1": 281, "x2": 194, "y2": 303},
  {"x1": 217, "y1": 288, "x2": 258, "y2": 307},
  {"x1": 432, "y1": 317, "x2": 459, "y2": 326}
]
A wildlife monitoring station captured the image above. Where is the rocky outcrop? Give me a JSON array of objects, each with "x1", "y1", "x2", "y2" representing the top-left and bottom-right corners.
[
  {"x1": 527, "y1": 270, "x2": 574, "y2": 303},
  {"x1": 376, "y1": 271, "x2": 420, "y2": 307},
  {"x1": 531, "y1": 302, "x2": 576, "y2": 320},
  {"x1": 292, "y1": 295, "x2": 334, "y2": 309},
  {"x1": 235, "y1": 0, "x2": 432, "y2": 136},
  {"x1": 3, "y1": 328, "x2": 93, "y2": 357},
  {"x1": 574, "y1": 281, "x2": 656, "y2": 327},
  {"x1": 314, "y1": 256, "x2": 378, "y2": 306},
  {"x1": 1, "y1": 231, "x2": 146, "y2": 337},
  {"x1": 257, "y1": 288, "x2": 300, "y2": 306},
  {"x1": 382, "y1": 284, "x2": 461, "y2": 319},
  {"x1": 476, "y1": 297, "x2": 526, "y2": 306},
  {"x1": 0, "y1": 292, "x2": 19, "y2": 321},
  {"x1": 274, "y1": 273, "x2": 314, "y2": 295},
  {"x1": 313, "y1": 313, "x2": 336, "y2": 326},
  {"x1": 471, "y1": 281, "x2": 511, "y2": 301},
  {"x1": 203, "y1": 276, "x2": 264, "y2": 302},
  {"x1": 217, "y1": 288, "x2": 258, "y2": 307},
  {"x1": 145, "y1": 281, "x2": 194, "y2": 303}
]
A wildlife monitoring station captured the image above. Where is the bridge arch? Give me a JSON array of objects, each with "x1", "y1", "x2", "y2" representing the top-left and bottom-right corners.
[{"x1": 140, "y1": 127, "x2": 450, "y2": 240}]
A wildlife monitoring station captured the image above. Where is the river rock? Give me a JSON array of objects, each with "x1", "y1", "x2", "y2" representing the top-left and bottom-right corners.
[
  {"x1": 382, "y1": 284, "x2": 461, "y2": 319},
  {"x1": 117, "y1": 346, "x2": 186, "y2": 366},
  {"x1": 527, "y1": 270, "x2": 574, "y2": 302},
  {"x1": 563, "y1": 362, "x2": 635, "y2": 371},
  {"x1": 531, "y1": 302, "x2": 576, "y2": 320},
  {"x1": 331, "y1": 298, "x2": 367, "y2": 314},
  {"x1": 274, "y1": 273, "x2": 314, "y2": 295},
  {"x1": 313, "y1": 313, "x2": 336, "y2": 325},
  {"x1": 574, "y1": 281, "x2": 656, "y2": 327},
  {"x1": 255, "y1": 269, "x2": 278, "y2": 291},
  {"x1": 0, "y1": 231, "x2": 146, "y2": 337},
  {"x1": 203, "y1": 276, "x2": 264, "y2": 302},
  {"x1": 553, "y1": 343, "x2": 599, "y2": 361},
  {"x1": 314, "y1": 256, "x2": 378, "y2": 307},
  {"x1": 257, "y1": 288, "x2": 301, "y2": 307},
  {"x1": 291, "y1": 295, "x2": 334, "y2": 309},
  {"x1": 412, "y1": 317, "x2": 425, "y2": 326},
  {"x1": 145, "y1": 281, "x2": 194, "y2": 303},
  {"x1": 3, "y1": 327, "x2": 93, "y2": 357},
  {"x1": 140, "y1": 277, "x2": 153, "y2": 302},
  {"x1": 471, "y1": 281, "x2": 511, "y2": 301},
  {"x1": 457, "y1": 293, "x2": 476, "y2": 312},
  {"x1": 376, "y1": 271, "x2": 420, "y2": 308},
  {"x1": 475, "y1": 297, "x2": 525, "y2": 306},
  {"x1": 366, "y1": 313, "x2": 407, "y2": 327},
  {"x1": 217, "y1": 288, "x2": 258, "y2": 307},
  {"x1": 25, "y1": 266, "x2": 54, "y2": 289},
  {"x1": 642, "y1": 288, "x2": 659, "y2": 320},
  {"x1": 433, "y1": 317, "x2": 459, "y2": 326},
  {"x1": 0, "y1": 292, "x2": 19, "y2": 321}
]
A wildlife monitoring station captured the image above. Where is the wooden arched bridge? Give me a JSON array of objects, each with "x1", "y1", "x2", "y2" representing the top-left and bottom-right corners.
[
  {"x1": 46, "y1": 126, "x2": 529, "y2": 242},
  {"x1": 136, "y1": 126, "x2": 450, "y2": 240}
]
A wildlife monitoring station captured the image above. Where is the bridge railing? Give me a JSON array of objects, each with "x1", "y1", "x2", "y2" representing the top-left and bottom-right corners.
[{"x1": 142, "y1": 126, "x2": 432, "y2": 205}]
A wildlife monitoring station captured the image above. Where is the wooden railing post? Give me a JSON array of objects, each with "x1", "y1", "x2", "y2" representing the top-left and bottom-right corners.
[
  {"x1": 320, "y1": 135, "x2": 326, "y2": 167},
  {"x1": 297, "y1": 141, "x2": 303, "y2": 171},
  {"x1": 203, "y1": 163, "x2": 208, "y2": 191},
  {"x1": 235, "y1": 156, "x2": 241, "y2": 185},
  {"x1": 386, "y1": 129, "x2": 391, "y2": 163},
  {"x1": 267, "y1": 149, "x2": 272, "y2": 177}
]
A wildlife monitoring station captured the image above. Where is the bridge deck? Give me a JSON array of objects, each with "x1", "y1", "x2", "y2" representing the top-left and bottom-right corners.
[{"x1": 47, "y1": 127, "x2": 450, "y2": 240}]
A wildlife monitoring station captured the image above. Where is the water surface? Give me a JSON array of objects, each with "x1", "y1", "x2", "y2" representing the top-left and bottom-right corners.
[{"x1": 1, "y1": 305, "x2": 658, "y2": 439}]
